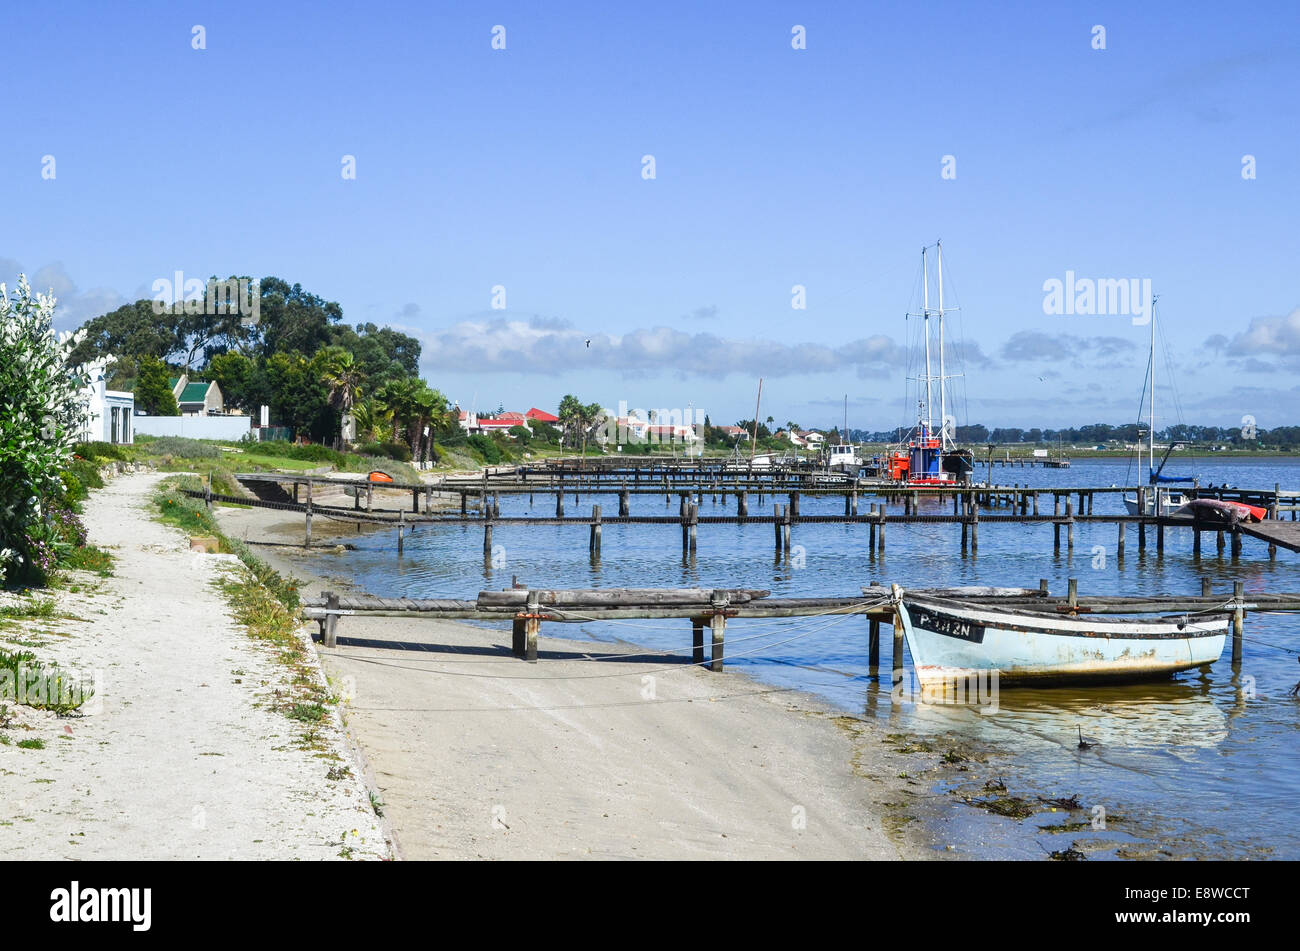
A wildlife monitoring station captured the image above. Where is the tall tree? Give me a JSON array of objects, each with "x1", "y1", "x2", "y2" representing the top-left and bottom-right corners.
[{"x1": 136, "y1": 356, "x2": 179, "y2": 415}]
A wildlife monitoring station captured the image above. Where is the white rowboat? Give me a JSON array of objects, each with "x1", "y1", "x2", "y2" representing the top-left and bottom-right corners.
[{"x1": 894, "y1": 592, "x2": 1228, "y2": 687}]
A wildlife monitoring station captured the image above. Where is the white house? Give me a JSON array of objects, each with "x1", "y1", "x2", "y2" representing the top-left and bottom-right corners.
[{"x1": 76, "y1": 357, "x2": 134, "y2": 445}]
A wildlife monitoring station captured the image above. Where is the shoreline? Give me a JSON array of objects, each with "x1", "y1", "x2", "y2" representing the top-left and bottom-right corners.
[{"x1": 214, "y1": 503, "x2": 990, "y2": 860}]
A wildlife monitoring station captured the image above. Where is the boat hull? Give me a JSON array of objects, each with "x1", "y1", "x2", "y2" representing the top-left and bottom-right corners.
[{"x1": 897, "y1": 597, "x2": 1227, "y2": 687}]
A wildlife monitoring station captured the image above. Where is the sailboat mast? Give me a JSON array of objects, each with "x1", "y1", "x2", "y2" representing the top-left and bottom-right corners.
[
  {"x1": 922, "y1": 246, "x2": 933, "y2": 432},
  {"x1": 937, "y1": 240, "x2": 947, "y2": 450},
  {"x1": 1149, "y1": 297, "x2": 1158, "y2": 481}
]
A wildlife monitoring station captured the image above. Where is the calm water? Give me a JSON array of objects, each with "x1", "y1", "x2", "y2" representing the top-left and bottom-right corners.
[{"x1": 313, "y1": 457, "x2": 1300, "y2": 858}]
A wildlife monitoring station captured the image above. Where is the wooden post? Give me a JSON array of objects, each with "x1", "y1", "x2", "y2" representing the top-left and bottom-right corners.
[
  {"x1": 868, "y1": 618, "x2": 881, "y2": 677},
  {"x1": 689, "y1": 503, "x2": 698, "y2": 554},
  {"x1": 782, "y1": 505, "x2": 791, "y2": 555},
  {"x1": 709, "y1": 590, "x2": 727, "y2": 672},
  {"x1": 878, "y1": 510, "x2": 886, "y2": 552},
  {"x1": 1066, "y1": 500, "x2": 1074, "y2": 550},
  {"x1": 412, "y1": 488, "x2": 420, "y2": 513},
  {"x1": 398, "y1": 510, "x2": 405, "y2": 554},
  {"x1": 619, "y1": 488, "x2": 630, "y2": 517},
  {"x1": 459, "y1": 491, "x2": 466, "y2": 516},
  {"x1": 869, "y1": 504, "x2": 877, "y2": 553},
  {"x1": 738, "y1": 490, "x2": 748, "y2": 517},
  {"x1": 304, "y1": 478, "x2": 313, "y2": 548},
  {"x1": 774, "y1": 503, "x2": 783, "y2": 554},
  {"x1": 589, "y1": 504, "x2": 602, "y2": 556},
  {"x1": 1193, "y1": 527, "x2": 1201, "y2": 556},
  {"x1": 367, "y1": 483, "x2": 373, "y2": 513},
  {"x1": 790, "y1": 491, "x2": 800, "y2": 519},
  {"x1": 1157, "y1": 521, "x2": 1165, "y2": 555},
  {"x1": 323, "y1": 590, "x2": 339, "y2": 648},
  {"x1": 1067, "y1": 577, "x2": 1078, "y2": 609},
  {"x1": 1117, "y1": 520, "x2": 1126, "y2": 560},
  {"x1": 1231, "y1": 581, "x2": 1244, "y2": 667},
  {"x1": 692, "y1": 618, "x2": 704, "y2": 665},
  {"x1": 556, "y1": 491, "x2": 564, "y2": 517},
  {"x1": 1032, "y1": 493, "x2": 1038, "y2": 516},
  {"x1": 1231, "y1": 528, "x2": 1242, "y2": 559},
  {"x1": 1039, "y1": 578, "x2": 1049, "y2": 596},
  {"x1": 204, "y1": 477, "x2": 212, "y2": 512},
  {"x1": 524, "y1": 590, "x2": 541, "y2": 662},
  {"x1": 970, "y1": 503, "x2": 979, "y2": 553},
  {"x1": 960, "y1": 504, "x2": 969, "y2": 554},
  {"x1": 1201, "y1": 577, "x2": 1212, "y2": 597}
]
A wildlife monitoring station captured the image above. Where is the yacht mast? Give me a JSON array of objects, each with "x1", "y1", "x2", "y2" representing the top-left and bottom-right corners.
[
  {"x1": 922, "y1": 246, "x2": 933, "y2": 432},
  {"x1": 938, "y1": 240, "x2": 948, "y2": 450},
  {"x1": 1149, "y1": 296, "x2": 1158, "y2": 482}
]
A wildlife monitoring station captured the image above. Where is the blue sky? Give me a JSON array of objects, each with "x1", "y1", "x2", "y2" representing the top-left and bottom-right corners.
[{"x1": 4, "y1": 1, "x2": 1297, "y2": 431}]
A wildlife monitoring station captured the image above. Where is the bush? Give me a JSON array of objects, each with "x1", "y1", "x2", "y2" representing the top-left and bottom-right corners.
[
  {"x1": 1, "y1": 275, "x2": 90, "y2": 586},
  {"x1": 465, "y1": 434, "x2": 503, "y2": 465},
  {"x1": 250, "y1": 440, "x2": 347, "y2": 466},
  {"x1": 357, "y1": 441, "x2": 412, "y2": 463},
  {"x1": 137, "y1": 436, "x2": 222, "y2": 459},
  {"x1": 72, "y1": 441, "x2": 128, "y2": 462},
  {"x1": 507, "y1": 425, "x2": 532, "y2": 445}
]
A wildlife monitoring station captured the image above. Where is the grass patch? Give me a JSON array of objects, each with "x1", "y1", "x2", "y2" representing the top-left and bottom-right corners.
[
  {"x1": 287, "y1": 702, "x2": 326, "y2": 723},
  {"x1": 0, "y1": 599, "x2": 56, "y2": 620},
  {"x1": 61, "y1": 546, "x2": 114, "y2": 577},
  {"x1": 0, "y1": 649, "x2": 94, "y2": 713},
  {"x1": 16, "y1": 738, "x2": 45, "y2": 750}
]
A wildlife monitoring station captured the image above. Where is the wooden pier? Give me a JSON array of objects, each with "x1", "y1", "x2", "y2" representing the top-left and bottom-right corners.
[
  {"x1": 199, "y1": 475, "x2": 1300, "y2": 562},
  {"x1": 303, "y1": 580, "x2": 1293, "y2": 679}
]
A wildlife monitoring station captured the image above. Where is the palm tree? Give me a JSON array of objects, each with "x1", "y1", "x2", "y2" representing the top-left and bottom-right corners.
[
  {"x1": 321, "y1": 349, "x2": 365, "y2": 446},
  {"x1": 377, "y1": 376, "x2": 421, "y2": 446},
  {"x1": 352, "y1": 396, "x2": 383, "y2": 444}
]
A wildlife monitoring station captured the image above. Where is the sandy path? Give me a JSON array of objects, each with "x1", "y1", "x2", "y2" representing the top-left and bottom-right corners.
[
  {"x1": 217, "y1": 505, "x2": 943, "y2": 860},
  {"x1": 0, "y1": 472, "x2": 387, "y2": 860}
]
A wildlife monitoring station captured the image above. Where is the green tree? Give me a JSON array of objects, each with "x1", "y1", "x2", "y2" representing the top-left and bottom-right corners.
[
  {"x1": 136, "y1": 356, "x2": 179, "y2": 415},
  {"x1": 207, "y1": 351, "x2": 255, "y2": 412}
]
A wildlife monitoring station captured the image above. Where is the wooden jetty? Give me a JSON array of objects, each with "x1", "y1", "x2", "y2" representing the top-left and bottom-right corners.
[
  {"x1": 197, "y1": 474, "x2": 1300, "y2": 562},
  {"x1": 303, "y1": 579, "x2": 1294, "y2": 681}
]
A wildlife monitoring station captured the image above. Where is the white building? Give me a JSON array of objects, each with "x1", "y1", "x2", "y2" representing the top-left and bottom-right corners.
[{"x1": 76, "y1": 358, "x2": 134, "y2": 445}]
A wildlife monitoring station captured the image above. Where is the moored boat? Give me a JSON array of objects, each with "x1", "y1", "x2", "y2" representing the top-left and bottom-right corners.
[{"x1": 892, "y1": 590, "x2": 1228, "y2": 687}]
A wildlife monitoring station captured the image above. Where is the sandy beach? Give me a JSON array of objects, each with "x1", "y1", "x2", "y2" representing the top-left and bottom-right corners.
[
  {"x1": 215, "y1": 501, "x2": 965, "y2": 860},
  {"x1": 0, "y1": 472, "x2": 389, "y2": 860}
]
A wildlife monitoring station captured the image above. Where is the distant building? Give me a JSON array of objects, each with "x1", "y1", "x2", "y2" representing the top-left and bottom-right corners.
[
  {"x1": 76, "y1": 358, "x2": 134, "y2": 445},
  {"x1": 715, "y1": 425, "x2": 749, "y2": 441},
  {"x1": 170, "y1": 375, "x2": 225, "y2": 416},
  {"x1": 525, "y1": 407, "x2": 560, "y2": 425}
]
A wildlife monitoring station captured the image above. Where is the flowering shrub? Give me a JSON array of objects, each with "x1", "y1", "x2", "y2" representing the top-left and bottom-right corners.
[{"x1": 0, "y1": 276, "x2": 88, "y2": 586}]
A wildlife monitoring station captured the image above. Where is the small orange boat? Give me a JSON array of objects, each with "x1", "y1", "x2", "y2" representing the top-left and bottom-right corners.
[{"x1": 367, "y1": 470, "x2": 394, "y2": 484}]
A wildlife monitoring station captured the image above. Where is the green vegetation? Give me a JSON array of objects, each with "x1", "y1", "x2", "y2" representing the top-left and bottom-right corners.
[
  {"x1": 135, "y1": 355, "x2": 179, "y2": 415},
  {"x1": 0, "y1": 647, "x2": 93, "y2": 714},
  {"x1": 1, "y1": 277, "x2": 92, "y2": 587}
]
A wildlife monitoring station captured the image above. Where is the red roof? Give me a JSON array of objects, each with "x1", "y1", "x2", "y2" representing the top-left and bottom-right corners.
[
  {"x1": 477, "y1": 419, "x2": 517, "y2": 429},
  {"x1": 525, "y1": 407, "x2": 559, "y2": 423}
]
